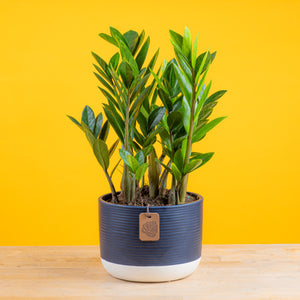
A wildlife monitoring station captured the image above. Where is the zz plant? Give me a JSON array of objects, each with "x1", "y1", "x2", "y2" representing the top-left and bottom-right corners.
[{"x1": 68, "y1": 27, "x2": 227, "y2": 205}]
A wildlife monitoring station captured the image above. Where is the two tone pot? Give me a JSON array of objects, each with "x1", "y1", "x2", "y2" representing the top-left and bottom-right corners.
[{"x1": 98, "y1": 192, "x2": 203, "y2": 282}]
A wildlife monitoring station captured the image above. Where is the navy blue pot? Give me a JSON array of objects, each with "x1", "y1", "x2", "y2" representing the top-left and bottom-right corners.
[{"x1": 98, "y1": 192, "x2": 203, "y2": 282}]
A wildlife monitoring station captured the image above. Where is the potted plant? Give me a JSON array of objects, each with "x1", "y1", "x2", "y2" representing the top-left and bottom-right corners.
[{"x1": 68, "y1": 27, "x2": 227, "y2": 282}]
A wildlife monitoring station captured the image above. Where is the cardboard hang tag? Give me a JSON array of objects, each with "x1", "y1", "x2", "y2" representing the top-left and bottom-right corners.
[{"x1": 139, "y1": 212, "x2": 160, "y2": 241}]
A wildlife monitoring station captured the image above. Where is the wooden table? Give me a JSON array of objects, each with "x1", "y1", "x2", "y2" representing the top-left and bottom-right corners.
[{"x1": 0, "y1": 245, "x2": 299, "y2": 299}]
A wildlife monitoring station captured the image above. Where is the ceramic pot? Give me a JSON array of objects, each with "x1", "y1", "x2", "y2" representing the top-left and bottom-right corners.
[{"x1": 98, "y1": 192, "x2": 203, "y2": 282}]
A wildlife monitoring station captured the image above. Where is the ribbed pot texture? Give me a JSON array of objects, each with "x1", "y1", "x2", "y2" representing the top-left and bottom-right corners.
[{"x1": 98, "y1": 192, "x2": 203, "y2": 274}]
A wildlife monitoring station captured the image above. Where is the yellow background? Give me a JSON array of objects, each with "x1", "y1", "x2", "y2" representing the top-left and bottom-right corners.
[{"x1": 0, "y1": 0, "x2": 299, "y2": 245}]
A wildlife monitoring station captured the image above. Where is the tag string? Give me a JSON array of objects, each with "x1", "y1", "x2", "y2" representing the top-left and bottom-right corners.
[{"x1": 147, "y1": 204, "x2": 150, "y2": 218}]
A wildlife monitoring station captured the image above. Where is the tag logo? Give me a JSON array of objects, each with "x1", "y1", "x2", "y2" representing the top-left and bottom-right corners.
[{"x1": 142, "y1": 220, "x2": 158, "y2": 238}]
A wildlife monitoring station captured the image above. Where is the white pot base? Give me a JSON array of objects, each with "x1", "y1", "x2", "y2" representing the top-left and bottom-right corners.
[{"x1": 101, "y1": 258, "x2": 201, "y2": 282}]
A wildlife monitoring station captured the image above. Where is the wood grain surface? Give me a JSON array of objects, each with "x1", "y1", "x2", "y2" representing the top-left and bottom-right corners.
[{"x1": 0, "y1": 245, "x2": 299, "y2": 299}]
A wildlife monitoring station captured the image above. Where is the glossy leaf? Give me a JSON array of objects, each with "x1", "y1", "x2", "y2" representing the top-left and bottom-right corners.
[
  {"x1": 99, "y1": 33, "x2": 118, "y2": 47},
  {"x1": 109, "y1": 52, "x2": 120, "y2": 69},
  {"x1": 67, "y1": 115, "x2": 81, "y2": 129},
  {"x1": 135, "y1": 163, "x2": 148, "y2": 181},
  {"x1": 147, "y1": 107, "x2": 166, "y2": 133},
  {"x1": 135, "y1": 150, "x2": 145, "y2": 165},
  {"x1": 93, "y1": 139, "x2": 109, "y2": 170},
  {"x1": 91, "y1": 52, "x2": 108, "y2": 74},
  {"x1": 94, "y1": 113, "x2": 103, "y2": 138},
  {"x1": 103, "y1": 106, "x2": 124, "y2": 143},
  {"x1": 94, "y1": 72, "x2": 114, "y2": 94},
  {"x1": 192, "y1": 116, "x2": 227, "y2": 143},
  {"x1": 123, "y1": 30, "x2": 139, "y2": 53},
  {"x1": 99, "y1": 120, "x2": 110, "y2": 141},
  {"x1": 81, "y1": 105, "x2": 95, "y2": 132},
  {"x1": 119, "y1": 61, "x2": 133, "y2": 88},
  {"x1": 182, "y1": 27, "x2": 192, "y2": 59},
  {"x1": 171, "y1": 163, "x2": 182, "y2": 181},
  {"x1": 156, "y1": 159, "x2": 172, "y2": 173},
  {"x1": 184, "y1": 159, "x2": 202, "y2": 174},
  {"x1": 142, "y1": 145, "x2": 153, "y2": 157},
  {"x1": 119, "y1": 148, "x2": 131, "y2": 168},
  {"x1": 127, "y1": 155, "x2": 139, "y2": 172},
  {"x1": 204, "y1": 90, "x2": 227, "y2": 105},
  {"x1": 136, "y1": 37, "x2": 150, "y2": 70},
  {"x1": 167, "y1": 111, "x2": 182, "y2": 133},
  {"x1": 192, "y1": 33, "x2": 199, "y2": 68},
  {"x1": 190, "y1": 152, "x2": 214, "y2": 167},
  {"x1": 172, "y1": 63, "x2": 192, "y2": 103},
  {"x1": 173, "y1": 149, "x2": 183, "y2": 172},
  {"x1": 81, "y1": 122, "x2": 95, "y2": 147},
  {"x1": 169, "y1": 29, "x2": 183, "y2": 49},
  {"x1": 109, "y1": 140, "x2": 119, "y2": 157}
]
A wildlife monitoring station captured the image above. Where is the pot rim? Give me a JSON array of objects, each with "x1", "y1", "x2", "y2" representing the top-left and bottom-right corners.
[{"x1": 99, "y1": 191, "x2": 203, "y2": 209}]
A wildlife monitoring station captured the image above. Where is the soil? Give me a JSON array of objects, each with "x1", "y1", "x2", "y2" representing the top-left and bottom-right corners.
[{"x1": 104, "y1": 185, "x2": 198, "y2": 206}]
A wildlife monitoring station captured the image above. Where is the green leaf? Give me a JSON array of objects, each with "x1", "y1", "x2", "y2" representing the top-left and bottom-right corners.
[
  {"x1": 135, "y1": 150, "x2": 145, "y2": 165},
  {"x1": 131, "y1": 73, "x2": 150, "y2": 100},
  {"x1": 109, "y1": 140, "x2": 119, "y2": 158},
  {"x1": 119, "y1": 61, "x2": 133, "y2": 88},
  {"x1": 171, "y1": 163, "x2": 182, "y2": 181},
  {"x1": 103, "y1": 106, "x2": 124, "y2": 143},
  {"x1": 142, "y1": 145, "x2": 153, "y2": 157},
  {"x1": 184, "y1": 159, "x2": 202, "y2": 174},
  {"x1": 109, "y1": 52, "x2": 120, "y2": 69},
  {"x1": 132, "y1": 30, "x2": 145, "y2": 56},
  {"x1": 181, "y1": 96, "x2": 191, "y2": 132},
  {"x1": 94, "y1": 113, "x2": 103, "y2": 138},
  {"x1": 182, "y1": 26, "x2": 192, "y2": 59},
  {"x1": 99, "y1": 33, "x2": 118, "y2": 47},
  {"x1": 123, "y1": 30, "x2": 139, "y2": 53},
  {"x1": 119, "y1": 148, "x2": 131, "y2": 167},
  {"x1": 174, "y1": 50, "x2": 192, "y2": 83},
  {"x1": 158, "y1": 88, "x2": 173, "y2": 112},
  {"x1": 135, "y1": 163, "x2": 148, "y2": 181},
  {"x1": 173, "y1": 149, "x2": 183, "y2": 172},
  {"x1": 109, "y1": 27, "x2": 129, "y2": 47},
  {"x1": 190, "y1": 152, "x2": 214, "y2": 167},
  {"x1": 130, "y1": 86, "x2": 151, "y2": 120},
  {"x1": 147, "y1": 107, "x2": 166, "y2": 133},
  {"x1": 195, "y1": 51, "x2": 209, "y2": 83},
  {"x1": 99, "y1": 120, "x2": 110, "y2": 141},
  {"x1": 81, "y1": 122, "x2": 95, "y2": 146},
  {"x1": 93, "y1": 139, "x2": 109, "y2": 170},
  {"x1": 172, "y1": 63, "x2": 192, "y2": 104},
  {"x1": 67, "y1": 115, "x2": 81, "y2": 129},
  {"x1": 127, "y1": 155, "x2": 139, "y2": 173},
  {"x1": 204, "y1": 90, "x2": 227, "y2": 105},
  {"x1": 91, "y1": 52, "x2": 108, "y2": 74},
  {"x1": 136, "y1": 37, "x2": 150, "y2": 70},
  {"x1": 192, "y1": 116, "x2": 227, "y2": 143},
  {"x1": 149, "y1": 68, "x2": 168, "y2": 93},
  {"x1": 143, "y1": 125, "x2": 164, "y2": 147},
  {"x1": 146, "y1": 49, "x2": 160, "y2": 74},
  {"x1": 195, "y1": 80, "x2": 212, "y2": 121},
  {"x1": 169, "y1": 29, "x2": 183, "y2": 49},
  {"x1": 81, "y1": 105, "x2": 95, "y2": 132},
  {"x1": 93, "y1": 72, "x2": 114, "y2": 94},
  {"x1": 156, "y1": 158, "x2": 171, "y2": 173},
  {"x1": 110, "y1": 27, "x2": 139, "y2": 76},
  {"x1": 192, "y1": 33, "x2": 199, "y2": 68},
  {"x1": 167, "y1": 111, "x2": 182, "y2": 133}
]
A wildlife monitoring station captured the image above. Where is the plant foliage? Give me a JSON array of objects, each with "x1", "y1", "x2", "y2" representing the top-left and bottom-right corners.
[{"x1": 68, "y1": 27, "x2": 227, "y2": 205}]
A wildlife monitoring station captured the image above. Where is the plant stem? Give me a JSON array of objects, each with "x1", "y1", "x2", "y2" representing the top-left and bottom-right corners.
[
  {"x1": 122, "y1": 90, "x2": 132, "y2": 203},
  {"x1": 148, "y1": 150, "x2": 159, "y2": 198},
  {"x1": 179, "y1": 70, "x2": 196, "y2": 204},
  {"x1": 104, "y1": 169, "x2": 117, "y2": 203}
]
